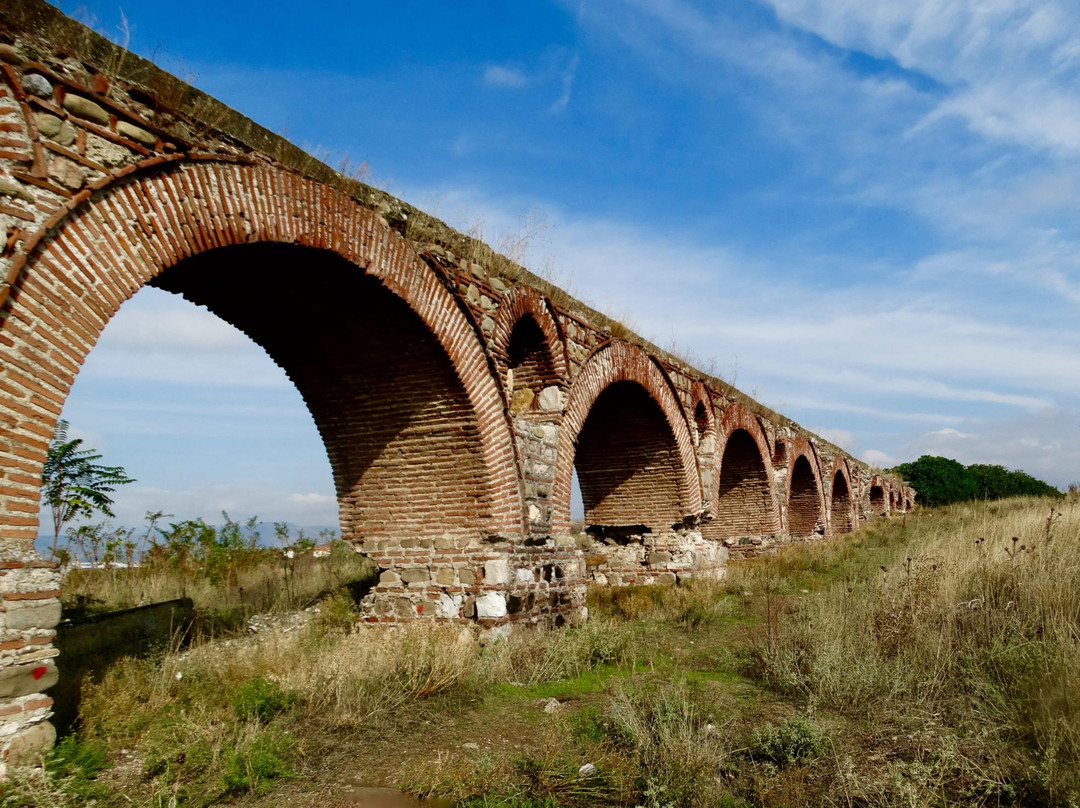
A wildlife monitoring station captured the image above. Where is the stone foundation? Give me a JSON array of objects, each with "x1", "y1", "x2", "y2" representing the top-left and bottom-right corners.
[
  {"x1": 359, "y1": 534, "x2": 588, "y2": 634},
  {"x1": 581, "y1": 529, "x2": 728, "y2": 586}
]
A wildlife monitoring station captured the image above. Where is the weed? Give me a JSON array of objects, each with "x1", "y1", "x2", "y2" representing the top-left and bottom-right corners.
[
  {"x1": 221, "y1": 726, "x2": 295, "y2": 796},
  {"x1": 230, "y1": 676, "x2": 298, "y2": 723},
  {"x1": 747, "y1": 714, "x2": 825, "y2": 766}
]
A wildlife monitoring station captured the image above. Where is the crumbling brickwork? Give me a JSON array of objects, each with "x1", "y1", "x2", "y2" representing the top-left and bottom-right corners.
[{"x1": 0, "y1": 0, "x2": 915, "y2": 768}]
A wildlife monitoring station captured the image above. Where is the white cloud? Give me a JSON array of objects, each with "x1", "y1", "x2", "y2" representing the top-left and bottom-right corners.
[
  {"x1": 861, "y1": 448, "x2": 898, "y2": 468},
  {"x1": 812, "y1": 427, "x2": 857, "y2": 451},
  {"x1": 906, "y1": 408, "x2": 1078, "y2": 487},
  {"x1": 759, "y1": 0, "x2": 1080, "y2": 154},
  {"x1": 929, "y1": 427, "x2": 973, "y2": 438},
  {"x1": 483, "y1": 64, "x2": 529, "y2": 88},
  {"x1": 78, "y1": 287, "x2": 290, "y2": 388}
]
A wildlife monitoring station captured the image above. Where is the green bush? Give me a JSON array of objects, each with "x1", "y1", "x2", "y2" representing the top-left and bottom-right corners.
[
  {"x1": 748, "y1": 714, "x2": 825, "y2": 766},
  {"x1": 221, "y1": 728, "x2": 294, "y2": 796},
  {"x1": 311, "y1": 587, "x2": 359, "y2": 635},
  {"x1": 229, "y1": 677, "x2": 298, "y2": 723}
]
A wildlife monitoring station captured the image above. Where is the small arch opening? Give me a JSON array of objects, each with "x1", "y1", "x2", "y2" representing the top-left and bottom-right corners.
[
  {"x1": 506, "y1": 314, "x2": 557, "y2": 409},
  {"x1": 694, "y1": 401, "x2": 709, "y2": 439},
  {"x1": 831, "y1": 471, "x2": 854, "y2": 534},
  {"x1": 870, "y1": 484, "x2": 886, "y2": 515}
]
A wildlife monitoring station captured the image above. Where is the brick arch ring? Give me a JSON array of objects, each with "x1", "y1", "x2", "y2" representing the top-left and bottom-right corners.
[
  {"x1": 712, "y1": 400, "x2": 781, "y2": 531},
  {"x1": 689, "y1": 382, "x2": 715, "y2": 444},
  {"x1": 489, "y1": 285, "x2": 569, "y2": 385},
  {"x1": 786, "y1": 435, "x2": 826, "y2": 526},
  {"x1": 827, "y1": 456, "x2": 856, "y2": 536},
  {"x1": 0, "y1": 160, "x2": 525, "y2": 541},
  {"x1": 549, "y1": 341, "x2": 703, "y2": 533}
]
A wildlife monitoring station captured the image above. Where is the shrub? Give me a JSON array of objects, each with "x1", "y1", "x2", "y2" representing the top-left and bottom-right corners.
[
  {"x1": 221, "y1": 727, "x2": 294, "y2": 796},
  {"x1": 230, "y1": 677, "x2": 298, "y2": 723},
  {"x1": 311, "y1": 587, "x2": 359, "y2": 635},
  {"x1": 748, "y1": 714, "x2": 825, "y2": 766}
]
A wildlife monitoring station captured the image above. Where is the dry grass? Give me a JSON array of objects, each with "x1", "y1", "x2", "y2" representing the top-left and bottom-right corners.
[
  {"x1": 62, "y1": 541, "x2": 375, "y2": 619},
  {"x1": 741, "y1": 496, "x2": 1080, "y2": 805},
  {"x1": 9, "y1": 496, "x2": 1080, "y2": 807}
]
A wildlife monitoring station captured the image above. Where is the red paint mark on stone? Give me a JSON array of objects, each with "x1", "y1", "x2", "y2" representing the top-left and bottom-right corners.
[{"x1": 31, "y1": 666, "x2": 46, "y2": 680}]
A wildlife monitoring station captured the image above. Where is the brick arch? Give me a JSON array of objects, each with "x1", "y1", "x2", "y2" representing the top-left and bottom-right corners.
[
  {"x1": 828, "y1": 459, "x2": 856, "y2": 536},
  {"x1": 705, "y1": 402, "x2": 781, "y2": 540},
  {"x1": 551, "y1": 341, "x2": 701, "y2": 533},
  {"x1": 0, "y1": 160, "x2": 524, "y2": 549},
  {"x1": 786, "y1": 436, "x2": 825, "y2": 538},
  {"x1": 491, "y1": 286, "x2": 568, "y2": 384},
  {"x1": 869, "y1": 475, "x2": 887, "y2": 516},
  {"x1": 689, "y1": 382, "x2": 715, "y2": 442}
]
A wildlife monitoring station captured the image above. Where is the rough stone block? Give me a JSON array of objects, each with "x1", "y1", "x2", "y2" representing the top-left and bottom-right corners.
[
  {"x1": 3, "y1": 599, "x2": 61, "y2": 632},
  {"x1": 63, "y1": 94, "x2": 109, "y2": 125},
  {"x1": 379, "y1": 570, "x2": 401, "y2": 586},
  {"x1": 476, "y1": 592, "x2": 507, "y2": 619},
  {"x1": 21, "y1": 73, "x2": 52, "y2": 98},
  {"x1": 400, "y1": 568, "x2": 430, "y2": 585},
  {"x1": 0, "y1": 662, "x2": 58, "y2": 699},
  {"x1": 117, "y1": 120, "x2": 156, "y2": 146},
  {"x1": 537, "y1": 386, "x2": 562, "y2": 411},
  {"x1": 3, "y1": 721, "x2": 55, "y2": 766},
  {"x1": 483, "y1": 559, "x2": 510, "y2": 585}
]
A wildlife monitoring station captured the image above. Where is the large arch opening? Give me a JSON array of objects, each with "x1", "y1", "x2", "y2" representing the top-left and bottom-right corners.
[
  {"x1": 707, "y1": 429, "x2": 778, "y2": 540},
  {"x1": 573, "y1": 380, "x2": 686, "y2": 534},
  {"x1": 787, "y1": 455, "x2": 822, "y2": 538},
  {"x1": 830, "y1": 471, "x2": 855, "y2": 534},
  {"x1": 151, "y1": 242, "x2": 493, "y2": 541},
  {"x1": 870, "y1": 483, "x2": 886, "y2": 516}
]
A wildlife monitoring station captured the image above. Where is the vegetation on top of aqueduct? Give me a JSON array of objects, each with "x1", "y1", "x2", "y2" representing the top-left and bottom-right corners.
[{"x1": 5, "y1": 494, "x2": 1079, "y2": 807}]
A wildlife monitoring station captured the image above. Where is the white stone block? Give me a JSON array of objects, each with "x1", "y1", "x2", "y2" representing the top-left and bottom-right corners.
[
  {"x1": 538, "y1": 385, "x2": 562, "y2": 411},
  {"x1": 484, "y1": 559, "x2": 510, "y2": 585},
  {"x1": 476, "y1": 592, "x2": 508, "y2": 618}
]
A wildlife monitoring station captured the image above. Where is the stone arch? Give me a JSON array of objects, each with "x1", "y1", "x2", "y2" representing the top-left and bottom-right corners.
[
  {"x1": 551, "y1": 342, "x2": 701, "y2": 533},
  {"x1": 829, "y1": 459, "x2": 856, "y2": 536},
  {"x1": 490, "y1": 286, "x2": 568, "y2": 411},
  {"x1": 0, "y1": 161, "x2": 524, "y2": 548},
  {"x1": 786, "y1": 436, "x2": 825, "y2": 538},
  {"x1": 704, "y1": 402, "x2": 781, "y2": 540}
]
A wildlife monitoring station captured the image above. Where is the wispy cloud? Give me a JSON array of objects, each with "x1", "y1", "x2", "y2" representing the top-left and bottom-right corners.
[
  {"x1": 483, "y1": 64, "x2": 529, "y2": 88},
  {"x1": 550, "y1": 53, "x2": 580, "y2": 113}
]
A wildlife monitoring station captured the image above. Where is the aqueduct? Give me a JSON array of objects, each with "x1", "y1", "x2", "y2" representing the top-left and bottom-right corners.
[{"x1": 0, "y1": 1, "x2": 912, "y2": 765}]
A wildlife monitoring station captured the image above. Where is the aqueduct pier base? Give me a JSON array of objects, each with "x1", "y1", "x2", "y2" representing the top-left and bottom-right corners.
[{"x1": 0, "y1": 1, "x2": 913, "y2": 768}]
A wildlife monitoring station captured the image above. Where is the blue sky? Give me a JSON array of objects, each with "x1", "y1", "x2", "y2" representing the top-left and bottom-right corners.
[{"x1": 53, "y1": 0, "x2": 1080, "y2": 528}]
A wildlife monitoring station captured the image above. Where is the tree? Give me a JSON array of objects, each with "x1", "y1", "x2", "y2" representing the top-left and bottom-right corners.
[
  {"x1": 890, "y1": 455, "x2": 978, "y2": 507},
  {"x1": 42, "y1": 419, "x2": 135, "y2": 558}
]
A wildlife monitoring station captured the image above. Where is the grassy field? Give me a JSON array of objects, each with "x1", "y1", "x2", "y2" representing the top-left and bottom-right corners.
[{"x1": 5, "y1": 495, "x2": 1079, "y2": 807}]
